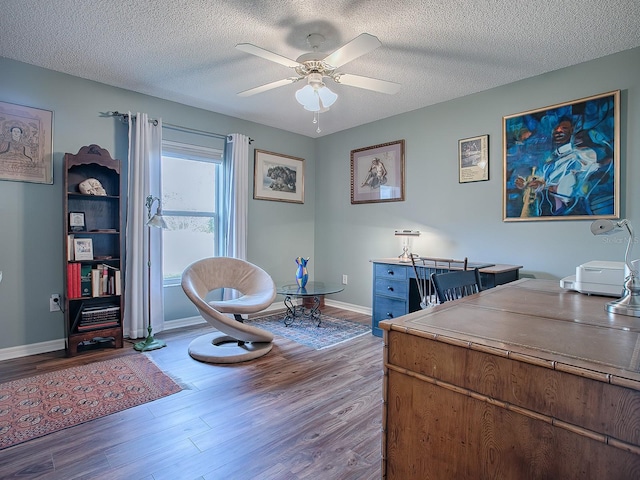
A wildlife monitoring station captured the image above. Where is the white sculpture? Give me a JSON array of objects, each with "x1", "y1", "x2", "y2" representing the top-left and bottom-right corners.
[{"x1": 79, "y1": 178, "x2": 107, "y2": 195}]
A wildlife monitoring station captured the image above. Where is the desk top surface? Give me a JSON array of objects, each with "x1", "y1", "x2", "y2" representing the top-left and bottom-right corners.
[
  {"x1": 381, "y1": 278, "x2": 640, "y2": 385},
  {"x1": 371, "y1": 258, "x2": 522, "y2": 273}
]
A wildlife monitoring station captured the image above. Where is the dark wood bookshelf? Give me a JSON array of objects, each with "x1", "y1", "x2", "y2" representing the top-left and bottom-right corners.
[{"x1": 63, "y1": 145, "x2": 124, "y2": 356}]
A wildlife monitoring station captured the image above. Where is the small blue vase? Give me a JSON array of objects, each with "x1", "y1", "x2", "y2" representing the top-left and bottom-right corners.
[{"x1": 295, "y1": 256, "x2": 309, "y2": 288}]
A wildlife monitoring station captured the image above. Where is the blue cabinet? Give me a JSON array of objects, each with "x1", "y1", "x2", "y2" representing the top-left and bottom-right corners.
[{"x1": 371, "y1": 259, "x2": 522, "y2": 337}]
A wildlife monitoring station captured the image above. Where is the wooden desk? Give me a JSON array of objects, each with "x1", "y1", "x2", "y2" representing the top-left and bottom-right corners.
[
  {"x1": 380, "y1": 279, "x2": 640, "y2": 479},
  {"x1": 371, "y1": 258, "x2": 522, "y2": 336}
]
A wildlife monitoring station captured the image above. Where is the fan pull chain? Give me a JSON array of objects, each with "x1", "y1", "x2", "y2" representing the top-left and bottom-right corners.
[{"x1": 314, "y1": 111, "x2": 321, "y2": 133}]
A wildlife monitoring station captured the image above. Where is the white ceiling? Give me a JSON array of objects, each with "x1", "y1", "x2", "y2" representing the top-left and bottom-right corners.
[{"x1": 2, "y1": 1, "x2": 640, "y2": 138}]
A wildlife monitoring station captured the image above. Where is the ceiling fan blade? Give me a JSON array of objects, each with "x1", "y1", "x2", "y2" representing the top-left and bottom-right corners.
[
  {"x1": 333, "y1": 73, "x2": 401, "y2": 94},
  {"x1": 237, "y1": 77, "x2": 299, "y2": 97},
  {"x1": 322, "y1": 33, "x2": 382, "y2": 68},
  {"x1": 236, "y1": 43, "x2": 301, "y2": 68}
]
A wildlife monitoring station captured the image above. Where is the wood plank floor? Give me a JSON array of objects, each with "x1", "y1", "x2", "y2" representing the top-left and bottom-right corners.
[{"x1": 0, "y1": 308, "x2": 384, "y2": 480}]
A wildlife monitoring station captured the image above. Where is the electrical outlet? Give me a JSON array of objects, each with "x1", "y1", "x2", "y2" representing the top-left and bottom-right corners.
[
  {"x1": 342, "y1": 274, "x2": 348, "y2": 285},
  {"x1": 50, "y1": 294, "x2": 61, "y2": 312}
]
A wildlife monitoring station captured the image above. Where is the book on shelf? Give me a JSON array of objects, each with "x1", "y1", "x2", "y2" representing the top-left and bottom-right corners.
[
  {"x1": 67, "y1": 263, "x2": 82, "y2": 299},
  {"x1": 89, "y1": 264, "x2": 121, "y2": 296},
  {"x1": 80, "y1": 265, "x2": 92, "y2": 297},
  {"x1": 91, "y1": 268, "x2": 101, "y2": 297},
  {"x1": 67, "y1": 235, "x2": 75, "y2": 261}
]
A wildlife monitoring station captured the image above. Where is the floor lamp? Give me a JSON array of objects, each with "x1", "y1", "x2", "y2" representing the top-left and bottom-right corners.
[
  {"x1": 591, "y1": 218, "x2": 640, "y2": 317},
  {"x1": 134, "y1": 195, "x2": 168, "y2": 351}
]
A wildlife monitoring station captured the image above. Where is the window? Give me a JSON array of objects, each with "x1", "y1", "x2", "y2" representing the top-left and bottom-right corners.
[{"x1": 161, "y1": 140, "x2": 224, "y2": 285}]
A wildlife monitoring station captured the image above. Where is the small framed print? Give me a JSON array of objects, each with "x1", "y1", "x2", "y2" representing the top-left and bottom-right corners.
[
  {"x1": 73, "y1": 238, "x2": 94, "y2": 261},
  {"x1": 69, "y1": 212, "x2": 85, "y2": 232},
  {"x1": 254, "y1": 149, "x2": 305, "y2": 203},
  {"x1": 459, "y1": 135, "x2": 489, "y2": 183}
]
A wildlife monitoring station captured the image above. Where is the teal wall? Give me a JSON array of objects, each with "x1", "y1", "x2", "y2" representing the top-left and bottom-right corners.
[
  {"x1": 1, "y1": 46, "x2": 639, "y2": 351},
  {"x1": 0, "y1": 57, "x2": 314, "y2": 349},
  {"x1": 314, "y1": 47, "x2": 640, "y2": 308}
]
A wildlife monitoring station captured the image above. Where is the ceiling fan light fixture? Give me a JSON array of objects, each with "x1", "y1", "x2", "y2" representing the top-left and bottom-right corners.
[
  {"x1": 295, "y1": 84, "x2": 321, "y2": 111},
  {"x1": 295, "y1": 73, "x2": 337, "y2": 112}
]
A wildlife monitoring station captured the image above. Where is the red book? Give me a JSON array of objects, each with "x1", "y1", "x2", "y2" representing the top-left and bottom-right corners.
[
  {"x1": 67, "y1": 264, "x2": 75, "y2": 299},
  {"x1": 74, "y1": 263, "x2": 81, "y2": 299}
]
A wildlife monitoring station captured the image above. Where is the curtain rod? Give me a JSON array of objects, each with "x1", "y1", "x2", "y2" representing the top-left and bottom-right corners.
[{"x1": 106, "y1": 111, "x2": 253, "y2": 144}]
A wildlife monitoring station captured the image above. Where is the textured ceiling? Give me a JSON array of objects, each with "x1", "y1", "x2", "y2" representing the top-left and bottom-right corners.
[{"x1": 2, "y1": 1, "x2": 640, "y2": 138}]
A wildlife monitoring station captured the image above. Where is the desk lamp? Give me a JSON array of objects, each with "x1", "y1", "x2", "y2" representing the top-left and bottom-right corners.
[
  {"x1": 590, "y1": 219, "x2": 640, "y2": 317},
  {"x1": 134, "y1": 195, "x2": 168, "y2": 351},
  {"x1": 395, "y1": 230, "x2": 420, "y2": 263}
]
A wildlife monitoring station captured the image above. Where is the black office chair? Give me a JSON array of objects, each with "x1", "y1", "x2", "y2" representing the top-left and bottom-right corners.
[{"x1": 430, "y1": 268, "x2": 482, "y2": 303}]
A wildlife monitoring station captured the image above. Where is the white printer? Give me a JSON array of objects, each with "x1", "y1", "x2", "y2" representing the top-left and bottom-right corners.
[{"x1": 560, "y1": 260, "x2": 626, "y2": 297}]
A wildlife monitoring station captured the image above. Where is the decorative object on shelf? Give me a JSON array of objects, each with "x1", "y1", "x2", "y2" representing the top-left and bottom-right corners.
[
  {"x1": 134, "y1": 195, "x2": 168, "y2": 352},
  {"x1": 0, "y1": 100, "x2": 53, "y2": 184},
  {"x1": 254, "y1": 149, "x2": 305, "y2": 204},
  {"x1": 503, "y1": 90, "x2": 619, "y2": 221},
  {"x1": 69, "y1": 212, "x2": 85, "y2": 232},
  {"x1": 351, "y1": 140, "x2": 405, "y2": 204},
  {"x1": 295, "y1": 256, "x2": 309, "y2": 288},
  {"x1": 459, "y1": 134, "x2": 489, "y2": 183},
  {"x1": 394, "y1": 230, "x2": 420, "y2": 263},
  {"x1": 73, "y1": 238, "x2": 94, "y2": 261},
  {"x1": 78, "y1": 177, "x2": 107, "y2": 195},
  {"x1": 590, "y1": 218, "x2": 640, "y2": 317}
]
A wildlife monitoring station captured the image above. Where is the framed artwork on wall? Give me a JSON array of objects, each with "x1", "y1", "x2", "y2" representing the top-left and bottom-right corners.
[
  {"x1": 351, "y1": 139, "x2": 405, "y2": 204},
  {"x1": 503, "y1": 90, "x2": 620, "y2": 221},
  {"x1": 0, "y1": 100, "x2": 53, "y2": 184},
  {"x1": 459, "y1": 134, "x2": 489, "y2": 183},
  {"x1": 254, "y1": 149, "x2": 304, "y2": 204}
]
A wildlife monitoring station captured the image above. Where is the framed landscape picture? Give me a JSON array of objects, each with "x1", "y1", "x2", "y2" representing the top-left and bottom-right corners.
[
  {"x1": 0, "y1": 100, "x2": 53, "y2": 184},
  {"x1": 351, "y1": 140, "x2": 405, "y2": 204},
  {"x1": 254, "y1": 149, "x2": 304, "y2": 204},
  {"x1": 503, "y1": 90, "x2": 619, "y2": 221}
]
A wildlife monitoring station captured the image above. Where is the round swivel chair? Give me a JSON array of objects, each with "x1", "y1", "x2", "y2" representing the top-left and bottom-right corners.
[{"x1": 181, "y1": 257, "x2": 276, "y2": 364}]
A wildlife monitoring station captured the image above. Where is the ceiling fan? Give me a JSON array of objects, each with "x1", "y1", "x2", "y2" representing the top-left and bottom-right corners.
[{"x1": 235, "y1": 33, "x2": 401, "y2": 107}]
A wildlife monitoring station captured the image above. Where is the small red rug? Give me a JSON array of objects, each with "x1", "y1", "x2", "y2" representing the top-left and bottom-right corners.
[{"x1": 0, "y1": 355, "x2": 181, "y2": 450}]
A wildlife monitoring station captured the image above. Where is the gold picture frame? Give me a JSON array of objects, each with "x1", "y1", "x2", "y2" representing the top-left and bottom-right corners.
[
  {"x1": 503, "y1": 90, "x2": 619, "y2": 221},
  {"x1": 0, "y1": 100, "x2": 53, "y2": 184},
  {"x1": 351, "y1": 140, "x2": 405, "y2": 204},
  {"x1": 253, "y1": 149, "x2": 304, "y2": 204}
]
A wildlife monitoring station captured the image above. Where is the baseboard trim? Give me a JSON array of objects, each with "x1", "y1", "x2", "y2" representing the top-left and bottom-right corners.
[
  {"x1": 0, "y1": 339, "x2": 66, "y2": 361},
  {"x1": 0, "y1": 302, "x2": 371, "y2": 361}
]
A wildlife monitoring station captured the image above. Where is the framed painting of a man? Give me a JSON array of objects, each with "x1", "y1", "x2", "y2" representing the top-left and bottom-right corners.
[
  {"x1": 351, "y1": 140, "x2": 405, "y2": 204},
  {"x1": 0, "y1": 101, "x2": 53, "y2": 185},
  {"x1": 503, "y1": 91, "x2": 619, "y2": 221},
  {"x1": 254, "y1": 149, "x2": 304, "y2": 204}
]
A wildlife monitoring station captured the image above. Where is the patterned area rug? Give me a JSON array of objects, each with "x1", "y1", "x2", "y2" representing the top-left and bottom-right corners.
[
  {"x1": 0, "y1": 355, "x2": 181, "y2": 450},
  {"x1": 246, "y1": 312, "x2": 371, "y2": 350}
]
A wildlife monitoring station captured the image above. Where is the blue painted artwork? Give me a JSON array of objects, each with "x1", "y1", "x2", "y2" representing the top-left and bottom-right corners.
[{"x1": 504, "y1": 91, "x2": 618, "y2": 221}]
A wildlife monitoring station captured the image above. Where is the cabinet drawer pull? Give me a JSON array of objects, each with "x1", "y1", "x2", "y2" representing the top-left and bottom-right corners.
[
  {"x1": 387, "y1": 270, "x2": 394, "y2": 275},
  {"x1": 387, "y1": 286, "x2": 394, "y2": 291},
  {"x1": 386, "y1": 312, "x2": 394, "y2": 318}
]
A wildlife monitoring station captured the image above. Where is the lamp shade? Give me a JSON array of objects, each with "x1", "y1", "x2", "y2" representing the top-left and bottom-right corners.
[
  {"x1": 147, "y1": 213, "x2": 167, "y2": 229},
  {"x1": 295, "y1": 84, "x2": 337, "y2": 112}
]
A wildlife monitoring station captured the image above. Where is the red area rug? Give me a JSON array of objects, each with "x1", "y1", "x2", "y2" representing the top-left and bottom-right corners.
[{"x1": 0, "y1": 355, "x2": 181, "y2": 450}]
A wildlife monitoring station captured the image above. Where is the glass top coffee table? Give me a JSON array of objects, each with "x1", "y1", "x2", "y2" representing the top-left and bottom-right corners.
[{"x1": 277, "y1": 281, "x2": 345, "y2": 326}]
